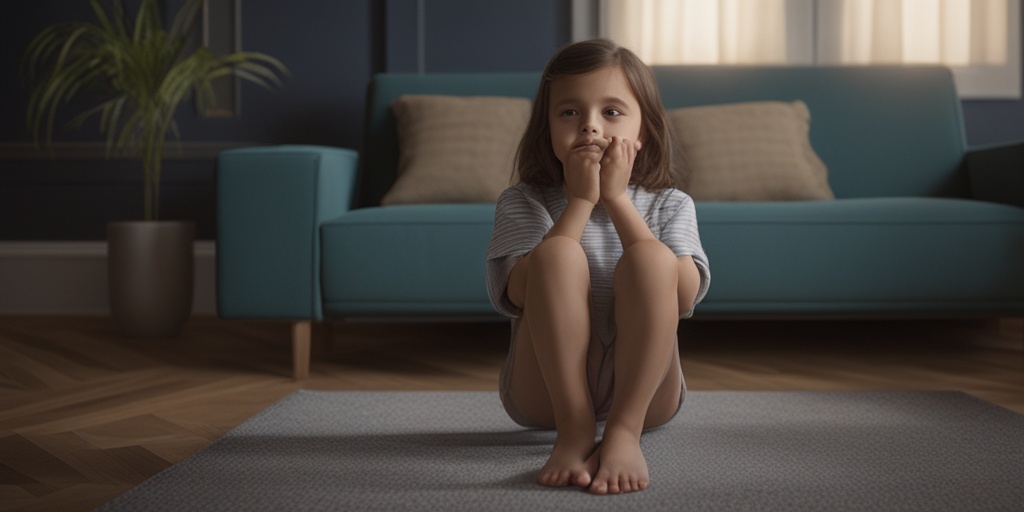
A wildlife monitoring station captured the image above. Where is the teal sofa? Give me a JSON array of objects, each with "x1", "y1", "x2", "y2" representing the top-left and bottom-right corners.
[{"x1": 217, "y1": 66, "x2": 1024, "y2": 379}]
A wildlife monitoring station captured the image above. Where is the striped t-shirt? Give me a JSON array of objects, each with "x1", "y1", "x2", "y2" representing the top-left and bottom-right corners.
[{"x1": 485, "y1": 183, "x2": 711, "y2": 347}]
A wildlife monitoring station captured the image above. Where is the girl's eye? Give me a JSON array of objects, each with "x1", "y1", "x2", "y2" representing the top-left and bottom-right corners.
[
  {"x1": 605, "y1": 108, "x2": 623, "y2": 117},
  {"x1": 560, "y1": 109, "x2": 578, "y2": 117}
]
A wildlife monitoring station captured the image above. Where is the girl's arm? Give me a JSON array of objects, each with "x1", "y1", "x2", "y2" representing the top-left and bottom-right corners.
[
  {"x1": 676, "y1": 255, "x2": 702, "y2": 315},
  {"x1": 486, "y1": 187, "x2": 556, "y2": 316},
  {"x1": 600, "y1": 137, "x2": 704, "y2": 313},
  {"x1": 603, "y1": 194, "x2": 656, "y2": 248},
  {"x1": 601, "y1": 136, "x2": 655, "y2": 249},
  {"x1": 546, "y1": 197, "x2": 594, "y2": 242},
  {"x1": 547, "y1": 141, "x2": 602, "y2": 241}
]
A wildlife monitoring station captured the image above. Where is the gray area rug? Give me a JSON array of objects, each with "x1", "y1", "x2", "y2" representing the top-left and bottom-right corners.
[{"x1": 96, "y1": 390, "x2": 1024, "y2": 511}]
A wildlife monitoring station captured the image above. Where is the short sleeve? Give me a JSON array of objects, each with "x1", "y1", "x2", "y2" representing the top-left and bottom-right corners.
[
  {"x1": 485, "y1": 185, "x2": 555, "y2": 317},
  {"x1": 657, "y1": 189, "x2": 711, "y2": 318}
]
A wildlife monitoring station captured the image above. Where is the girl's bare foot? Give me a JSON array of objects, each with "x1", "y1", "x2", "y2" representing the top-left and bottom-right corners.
[
  {"x1": 588, "y1": 429, "x2": 649, "y2": 495},
  {"x1": 538, "y1": 432, "x2": 599, "y2": 488}
]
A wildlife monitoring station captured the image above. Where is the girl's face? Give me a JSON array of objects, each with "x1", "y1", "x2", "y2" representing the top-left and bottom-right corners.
[{"x1": 548, "y1": 64, "x2": 643, "y2": 169}]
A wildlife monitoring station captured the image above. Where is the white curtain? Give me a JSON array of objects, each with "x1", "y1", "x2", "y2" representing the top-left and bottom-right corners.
[
  {"x1": 818, "y1": 0, "x2": 1008, "y2": 66},
  {"x1": 603, "y1": 0, "x2": 790, "y2": 64},
  {"x1": 597, "y1": 0, "x2": 1018, "y2": 97},
  {"x1": 602, "y1": 0, "x2": 1007, "y2": 67}
]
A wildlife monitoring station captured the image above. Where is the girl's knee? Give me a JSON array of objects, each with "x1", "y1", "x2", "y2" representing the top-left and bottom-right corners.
[
  {"x1": 530, "y1": 235, "x2": 588, "y2": 272},
  {"x1": 509, "y1": 237, "x2": 589, "y2": 308},
  {"x1": 617, "y1": 240, "x2": 677, "y2": 276}
]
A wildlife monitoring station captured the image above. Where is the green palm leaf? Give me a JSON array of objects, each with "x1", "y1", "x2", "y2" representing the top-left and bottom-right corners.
[{"x1": 22, "y1": 0, "x2": 288, "y2": 220}]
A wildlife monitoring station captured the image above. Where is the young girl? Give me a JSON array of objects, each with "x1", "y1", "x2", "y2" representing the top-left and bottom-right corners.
[{"x1": 485, "y1": 39, "x2": 711, "y2": 495}]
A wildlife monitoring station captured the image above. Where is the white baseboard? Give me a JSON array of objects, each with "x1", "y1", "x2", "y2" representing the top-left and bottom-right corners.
[{"x1": 0, "y1": 241, "x2": 216, "y2": 316}]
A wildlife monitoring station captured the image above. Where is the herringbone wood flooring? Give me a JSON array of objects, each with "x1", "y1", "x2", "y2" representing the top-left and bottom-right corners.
[{"x1": 1, "y1": 316, "x2": 1021, "y2": 511}]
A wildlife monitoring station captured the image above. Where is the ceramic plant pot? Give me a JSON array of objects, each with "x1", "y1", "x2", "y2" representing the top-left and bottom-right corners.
[{"x1": 108, "y1": 221, "x2": 195, "y2": 337}]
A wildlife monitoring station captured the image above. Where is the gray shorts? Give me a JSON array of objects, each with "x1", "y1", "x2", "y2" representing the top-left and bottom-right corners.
[{"x1": 498, "y1": 320, "x2": 686, "y2": 429}]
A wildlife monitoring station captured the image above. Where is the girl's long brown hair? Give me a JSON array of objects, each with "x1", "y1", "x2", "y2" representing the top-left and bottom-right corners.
[{"x1": 516, "y1": 39, "x2": 675, "y2": 190}]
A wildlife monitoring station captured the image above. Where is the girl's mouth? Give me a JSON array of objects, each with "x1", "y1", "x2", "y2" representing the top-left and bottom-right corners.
[{"x1": 573, "y1": 139, "x2": 607, "y2": 151}]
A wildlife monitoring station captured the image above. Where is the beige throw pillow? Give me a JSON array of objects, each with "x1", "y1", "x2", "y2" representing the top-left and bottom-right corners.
[
  {"x1": 668, "y1": 101, "x2": 834, "y2": 201},
  {"x1": 381, "y1": 95, "x2": 531, "y2": 205}
]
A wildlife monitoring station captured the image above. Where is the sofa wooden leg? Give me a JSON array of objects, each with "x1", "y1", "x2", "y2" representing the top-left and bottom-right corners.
[{"x1": 292, "y1": 321, "x2": 311, "y2": 380}]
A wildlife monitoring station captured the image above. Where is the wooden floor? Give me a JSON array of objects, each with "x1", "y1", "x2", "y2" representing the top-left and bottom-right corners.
[{"x1": 1, "y1": 315, "x2": 1021, "y2": 511}]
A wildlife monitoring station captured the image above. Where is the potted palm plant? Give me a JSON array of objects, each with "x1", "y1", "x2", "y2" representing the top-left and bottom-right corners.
[{"x1": 23, "y1": 0, "x2": 287, "y2": 337}]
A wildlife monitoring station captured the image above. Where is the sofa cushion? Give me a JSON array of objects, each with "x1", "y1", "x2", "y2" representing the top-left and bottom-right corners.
[
  {"x1": 695, "y1": 197, "x2": 1024, "y2": 314},
  {"x1": 380, "y1": 95, "x2": 530, "y2": 206},
  {"x1": 668, "y1": 101, "x2": 834, "y2": 201},
  {"x1": 320, "y1": 204, "x2": 497, "y2": 315}
]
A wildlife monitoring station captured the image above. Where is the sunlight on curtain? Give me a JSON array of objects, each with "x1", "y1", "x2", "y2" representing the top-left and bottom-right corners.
[
  {"x1": 588, "y1": 0, "x2": 1018, "y2": 97},
  {"x1": 604, "y1": 0, "x2": 789, "y2": 64},
  {"x1": 821, "y1": 0, "x2": 1008, "y2": 66}
]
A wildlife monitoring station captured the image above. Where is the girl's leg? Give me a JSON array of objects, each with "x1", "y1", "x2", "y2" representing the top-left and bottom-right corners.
[
  {"x1": 590, "y1": 239, "x2": 683, "y2": 495},
  {"x1": 504, "y1": 235, "x2": 599, "y2": 488}
]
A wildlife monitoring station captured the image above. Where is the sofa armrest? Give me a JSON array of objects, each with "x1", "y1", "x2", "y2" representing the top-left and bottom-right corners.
[
  {"x1": 966, "y1": 141, "x2": 1024, "y2": 208},
  {"x1": 217, "y1": 145, "x2": 358, "y2": 320}
]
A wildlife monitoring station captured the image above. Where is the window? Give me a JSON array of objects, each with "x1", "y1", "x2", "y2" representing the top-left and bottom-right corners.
[
  {"x1": 597, "y1": 0, "x2": 815, "y2": 65},
  {"x1": 573, "y1": 0, "x2": 1021, "y2": 98}
]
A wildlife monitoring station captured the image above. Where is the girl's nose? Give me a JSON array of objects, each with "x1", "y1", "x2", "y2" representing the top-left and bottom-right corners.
[{"x1": 580, "y1": 124, "x2": 598, "y2": 134}]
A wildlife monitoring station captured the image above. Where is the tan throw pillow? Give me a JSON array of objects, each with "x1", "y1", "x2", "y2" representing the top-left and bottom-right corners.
[
  {"x1": 668, "y1": 101, "x2": 834, "y2": 201},
  {"x1": 380, "y1": 95, "x2": 531, "y2": 205}
]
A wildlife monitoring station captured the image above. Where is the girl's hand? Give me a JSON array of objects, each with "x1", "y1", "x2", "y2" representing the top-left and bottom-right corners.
[
  {"x1": 563, "y1": 141, "x2": 604, "y2": 205},
  {"x1": 599, "y1": 137, "x2": 642, "y2": 203}
]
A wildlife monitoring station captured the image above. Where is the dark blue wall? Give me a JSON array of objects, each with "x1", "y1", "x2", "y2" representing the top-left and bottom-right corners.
[
  {"x1": 1, "y1": 0, "x2": 1020, "y2": 240},
  {"x1": 0, "y1": 0, "x2": 568, "y2": 240},
  {"x1": 168, "y1": 0, "x2": 379, "y2": 148}
]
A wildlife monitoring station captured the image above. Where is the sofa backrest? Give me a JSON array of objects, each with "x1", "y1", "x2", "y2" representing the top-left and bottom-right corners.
[{"x1": 359, "y1": 66, "x2": 967, "y2": 206}]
